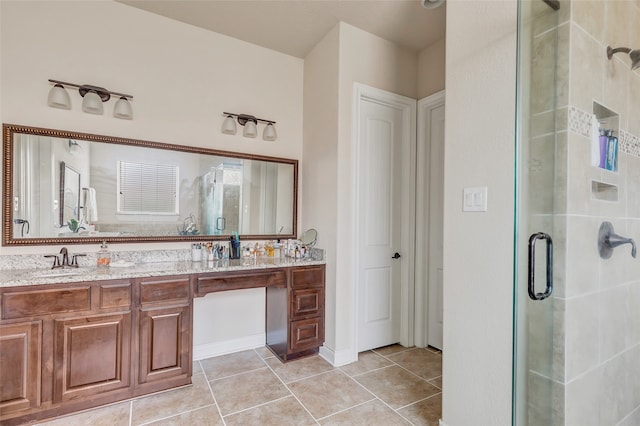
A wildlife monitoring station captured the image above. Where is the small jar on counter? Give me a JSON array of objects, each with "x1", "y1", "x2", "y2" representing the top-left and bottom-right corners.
[{"x1": 97, "y1": 241, "x2": 111, "y2": 268}]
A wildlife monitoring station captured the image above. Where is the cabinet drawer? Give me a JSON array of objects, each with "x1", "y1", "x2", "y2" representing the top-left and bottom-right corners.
[
  {"x1": 140, "y1": 277, "x2": 190, "y2": 305},
  {"x1": 289, "y1": 317, "x2": 324, "y2": 353},
  {"x1": 2, "y1": 287, "x2": 90, "y2": 319},
  {"x1": 290, "y1": 288, "x2": 324, "y2": 319},
  {"x1": 100, "y1": 282, "x2": 131, "y2": 309},
  {"x1": 291, "y1": 266, "x2": 325, "y2": 288},
  {"x1": 197, "y1": 270, "x2": 286, "y2": 294}
]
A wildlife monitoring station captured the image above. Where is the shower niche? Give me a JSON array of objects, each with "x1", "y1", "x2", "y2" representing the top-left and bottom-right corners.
[{"x1": 591, "y1": 102, "x2": 620, "y2": 172}]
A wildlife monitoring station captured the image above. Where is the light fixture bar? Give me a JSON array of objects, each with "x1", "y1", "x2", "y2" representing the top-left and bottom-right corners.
[
  {"x1": 223, "y1": 112, "x2": 275, "y2": 125},
  {"x1": 48, "y1": 79, "x2": 133, "y2": 99}
]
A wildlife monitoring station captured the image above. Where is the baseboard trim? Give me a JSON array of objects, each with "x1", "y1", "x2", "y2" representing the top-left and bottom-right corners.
[
  {"x1": 193, "y1": 333, "x2": 266, "y2": 360},
  {"x1": 318, "y1": 346, "x2": 357, "y2": 367},
  {"x1": 439, "y1": 420, "x2": 447, "y2": 426}
]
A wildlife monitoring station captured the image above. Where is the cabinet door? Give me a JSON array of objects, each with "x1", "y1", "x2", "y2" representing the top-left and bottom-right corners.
[
  {"x1": 53, "y1": 312, "x2": 131, "y2": 403},
  {"x1": 0, "y1": 321, "x2": 41, "y2": 416},
  {"x1": 138, "y1": 305, "x2": 190, "y2": 384}
]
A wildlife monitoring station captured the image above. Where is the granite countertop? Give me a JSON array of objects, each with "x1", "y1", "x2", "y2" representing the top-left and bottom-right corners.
[{"x1": 0, "y1": 257, "x2": 326, "y2": 288}]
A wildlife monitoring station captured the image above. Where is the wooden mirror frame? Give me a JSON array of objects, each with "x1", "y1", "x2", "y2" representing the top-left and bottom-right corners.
[{"x1": 3, "y1": 123, "x2": 298, "y2": 246}]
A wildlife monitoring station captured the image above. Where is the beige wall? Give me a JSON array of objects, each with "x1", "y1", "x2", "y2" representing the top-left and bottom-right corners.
[
  {"x1": 418, "y1": 38, "x2": 446, "y2": 99},
  {"x1": 442, "y1": 1, "x2": 517, "y2": 425},
  {"x1": 0, "y1": 0, "x2": 303, "y2": 351},
  {"x1": 335, "y1": 22, "x2": 418, "y2": 355},
  {"x1": 303, "y1": 22, "x2": 419, "y2": 361},
  {"x1": 302, "y1": 24, "x2": 341, "y2": 356}
]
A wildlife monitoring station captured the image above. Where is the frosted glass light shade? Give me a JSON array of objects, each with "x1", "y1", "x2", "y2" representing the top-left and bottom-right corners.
[
  {"x1": 263, "y1": 123, "x2": 277, "y2": 141},
  {"x1": 421, "y1": 0, "x2": 444, "y2": 8},
  {"x1": 113, "y1": 97, "x2": 133, "y2": 120},
  {"x1": 221, "y1": 115, "x2": 237, "y2": 135},
  {"x1": 243, "y1": 120, "x2": 257, "y2": 138},
  {"x1": 82, "y1": 91, "x2": 103, "y2": 115},
  {"x1": 47, "y1": 84, "x2": 71, "y2": 109}
]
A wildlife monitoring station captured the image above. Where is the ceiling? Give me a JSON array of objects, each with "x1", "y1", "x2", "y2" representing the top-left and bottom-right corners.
[{"x1": 117, "y1": 0, "x2": 446, "y2": 58}]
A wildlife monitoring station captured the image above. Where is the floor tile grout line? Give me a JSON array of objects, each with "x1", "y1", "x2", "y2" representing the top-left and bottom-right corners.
[
  {"x1": 252, "y1": 346, "x2": 275, "y2": 361},
  {"x1": 206, "y1": 365, "x2": 270, "y2": 382},
  {"x1": 343, "y1": 369, "x2": 417, "y2": 426},
  {"x1": 349, "y1": 363, "x2": 397, "y2": 378},
  {"x1": 282, "y1": 366, "x2": 338, "y2": 386},
  {"x1": 220, "y1": 395, "x2": 293, "y2": 419},
  {"x1": 135, "y1": 404, "x2": 218, "y2": 426},
  {"x1": 200, "y1": 359, "x2": 228, "y2": 426},
  {"x1": 262, "y1": 357, "x2": 322, "y2": 425},
  {"x1": 313, "y1": 396, "x2": 378, "y2": 422},
  {"x1": 128, "y1": 400, "x2": 133, "y2": 426},
  {"x1": 393, "y1": 361, "x2": 442, "y2": 385},
  {"x1": 396, "y1": 391, "x2": 442, "y2": 411}
]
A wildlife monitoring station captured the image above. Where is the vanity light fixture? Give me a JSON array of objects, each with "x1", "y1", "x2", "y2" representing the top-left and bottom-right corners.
[
  {"x1": 221, "y1": 115, "x2": 237, "y2": 135},
  {"x1": 243, "y1": 119, "x2": 258, "y2": 138},
  {"x1": 222, "y1": 112, "x2": 277, "y2": 141},
  {"x1": 263, "y1": 123, "x2": 277, "y2": 141},
  {"x1": 47, "y1": 84, "x2": 71, "y2": 109},
  {"x1": 421, "y1": 0, "x2": 444, "y2": 9},
  {"x1": 47, "y1": 79, "x2": 134, "y2": 119},
  {"x1": 606, "y1": 46, "x2": 640, "y2": 70}
]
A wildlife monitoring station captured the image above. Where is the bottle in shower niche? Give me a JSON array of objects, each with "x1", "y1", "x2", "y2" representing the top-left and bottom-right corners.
[
  {"x1": 599, "y1": 128, "x2": 608, "y2": 169},
  {"x1": 605, "y1": 130, "x2": 618, "y2": 172},
  {"x1": 97, "y1": 241, "x2": 111, "y2": 268}
]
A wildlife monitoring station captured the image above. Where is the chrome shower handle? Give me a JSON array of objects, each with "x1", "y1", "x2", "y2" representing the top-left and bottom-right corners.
[{"x1": 598, "y1": 222, "x2": 637, "y2": 259}]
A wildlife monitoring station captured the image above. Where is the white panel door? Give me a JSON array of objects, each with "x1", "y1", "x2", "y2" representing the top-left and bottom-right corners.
[
  {"x1": 357, "y1": 98, "x2": 404, "y2": 352},
  {"x1": 427, "y1": 103, "x2": 445, "y2": 350}
]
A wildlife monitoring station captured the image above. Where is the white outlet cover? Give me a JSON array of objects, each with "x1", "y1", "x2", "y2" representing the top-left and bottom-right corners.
[{"x1": 463, "y1": 187, "x2": 488, "y2": 212}]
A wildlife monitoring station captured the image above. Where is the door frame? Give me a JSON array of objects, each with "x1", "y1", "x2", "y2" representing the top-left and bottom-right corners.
[
  {"x1": 415, "y1": 90, "x2": 446, "y2": 348},
  {"x1": 350, "y1": 83, "x2": 417, "y2": 360}
]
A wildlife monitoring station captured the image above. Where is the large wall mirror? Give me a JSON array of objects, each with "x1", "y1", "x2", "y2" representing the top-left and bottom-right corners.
[{"x1": 3, "y1": 124, "x2": 297, "y2": 246}]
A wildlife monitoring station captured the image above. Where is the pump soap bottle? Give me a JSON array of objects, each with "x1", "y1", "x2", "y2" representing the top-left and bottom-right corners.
[{"x1": 97, "y1": 241, "x2": 111, "y2": 268}]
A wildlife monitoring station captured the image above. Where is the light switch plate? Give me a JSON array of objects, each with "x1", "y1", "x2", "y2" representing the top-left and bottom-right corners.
[{"x1": 463, "y1": 187, "x2": 488, "y2": 212}]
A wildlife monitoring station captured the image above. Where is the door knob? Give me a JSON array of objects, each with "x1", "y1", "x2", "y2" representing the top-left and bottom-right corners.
[{"x1": 392, "y1": 252, "x2": 401, "y2": 259}]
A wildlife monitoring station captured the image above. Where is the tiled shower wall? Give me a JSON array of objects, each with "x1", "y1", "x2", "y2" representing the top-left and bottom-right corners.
[{"x1": 529, "y1": 0, "x2": 640, "y2": 425}]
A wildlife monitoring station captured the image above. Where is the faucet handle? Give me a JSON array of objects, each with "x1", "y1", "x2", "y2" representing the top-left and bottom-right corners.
[
  {"x1": 44, "y1": 254, "x2": 61, "y2": 269},
  {"x1": 70, "y1": 254, "x2": 86, "y2": 267}
]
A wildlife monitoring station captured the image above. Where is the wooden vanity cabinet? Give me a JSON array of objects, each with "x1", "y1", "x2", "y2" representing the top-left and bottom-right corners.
[
  {"x1": 0, "y1": 263, "x2": 325, "y2": 424},
  {"x1": 267, "y1": 264, "x2": 326, "y2": 361},
  {"x1": 136, "y1": 275, "x2": 192, "y2": 394},
  {"x1": 0, "y1": 280, "x2": 134, "y2": 425}
]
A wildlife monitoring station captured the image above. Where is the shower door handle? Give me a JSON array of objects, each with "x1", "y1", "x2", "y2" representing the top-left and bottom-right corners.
[{"x1": 527, "y1": 232, "x2": 553, "y2": 301}]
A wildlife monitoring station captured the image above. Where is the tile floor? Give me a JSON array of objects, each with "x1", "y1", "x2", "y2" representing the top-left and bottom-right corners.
[{"x1": 37, "y1": 344, "x2": 442, "y2": 426}]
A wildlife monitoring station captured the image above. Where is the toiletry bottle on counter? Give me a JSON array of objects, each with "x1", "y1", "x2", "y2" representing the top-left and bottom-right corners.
[{"x1": 97, "y1": 241, "x2": 110, "y2": 268}]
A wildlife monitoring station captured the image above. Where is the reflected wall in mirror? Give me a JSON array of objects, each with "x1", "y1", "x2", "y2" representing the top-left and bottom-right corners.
[
  {"x1": 3, "y1": 124, "x2": 297, "y2": 245},
  {"x1": 60, "y1": 161, "x2": 80, "y2": 227}
]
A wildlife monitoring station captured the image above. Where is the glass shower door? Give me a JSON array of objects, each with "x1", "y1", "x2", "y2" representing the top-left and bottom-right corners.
[{"x1": 513, "y1": 0, "x2": 563, "y2": 424}]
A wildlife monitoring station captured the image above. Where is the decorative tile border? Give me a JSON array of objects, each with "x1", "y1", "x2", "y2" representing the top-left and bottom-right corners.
[
  {"x1": 568, "y1": 105, "x2": 592, "y2": 138},
  {"x1": 620, "y1": 130, "x2": 640, "y2": 157}
]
